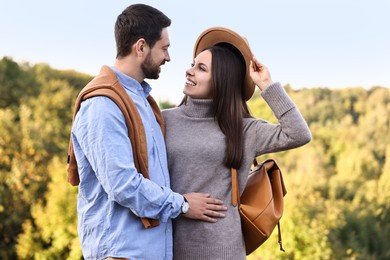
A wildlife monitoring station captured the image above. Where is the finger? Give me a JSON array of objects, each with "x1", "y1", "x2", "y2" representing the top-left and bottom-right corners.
[
  {"x1": 206, "y1": 198, "x2": 224, "y2": 205},
  {"x1": 198, "y1": 193, "x2": 211, "y2": 198},
  {"x1": 250, "y1": 60, "x2": 257, "y2": 72},
  {"x1": 201, "y1": 215, "x2": 218, "y2": 223},
  {"x1": 253, "y1": 56, "x2": 262, "y2": 67},
  {"x1": 205, "y1": 210, "x2": 226, "y2": 218},
  {"x1": 206, "y1": 204, "x2": 228, "y2": 211}
]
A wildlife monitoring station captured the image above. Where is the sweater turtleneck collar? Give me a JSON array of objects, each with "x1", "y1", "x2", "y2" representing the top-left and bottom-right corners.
[{"x1": 180, "y1": 97, "x2": 214, "y2": 118}]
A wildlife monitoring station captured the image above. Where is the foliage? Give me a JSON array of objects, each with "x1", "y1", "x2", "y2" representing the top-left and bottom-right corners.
[
  {"x1": 0, "y1": 57, "x2": 39, "y2": 110},
  {"x1": 247, "y1": 85, "x2": 390, "y2": 260},
  {"x1": 0, "y1": 57, "x2": 91, "y2": 259},
  {"x1": 0, "y1": 57, "x2": 389, "y2": 259},
  {"x1": 16, "y1": 157, "x2": 81, "y2": 259}
]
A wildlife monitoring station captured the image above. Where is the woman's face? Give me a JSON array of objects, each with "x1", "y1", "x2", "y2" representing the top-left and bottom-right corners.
[{"x1": 183, "y1": 50, "x2": 213, "y2": 99}]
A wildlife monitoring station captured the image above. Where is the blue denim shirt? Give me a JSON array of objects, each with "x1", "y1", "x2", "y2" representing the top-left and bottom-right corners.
[{"x1": 71, "y1": 67, "x2": 183, "y2": 260}]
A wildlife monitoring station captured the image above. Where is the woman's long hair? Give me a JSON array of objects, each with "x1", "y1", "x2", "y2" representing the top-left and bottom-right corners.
[
  {"x1": 180, "y1": 44, "x2": 252, "y2": 169},
  {"x1": 210, "y1": 44, "x2": 252, "y2": 169}
]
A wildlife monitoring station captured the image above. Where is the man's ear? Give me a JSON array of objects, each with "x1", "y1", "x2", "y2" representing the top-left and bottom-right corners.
[{"x1": 135, "y1": 38, "x2": 146, "y2": 56}]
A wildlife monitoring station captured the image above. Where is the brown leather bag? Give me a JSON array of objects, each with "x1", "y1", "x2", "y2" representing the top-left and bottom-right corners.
[{"x1": 231, "y1": 159, "x2": 287, "y2": 255}]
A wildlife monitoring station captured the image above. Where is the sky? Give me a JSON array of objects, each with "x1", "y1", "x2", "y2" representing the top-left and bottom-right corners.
[{"x1": 1, "y1": 0, "x2": 389, "y2": 104}]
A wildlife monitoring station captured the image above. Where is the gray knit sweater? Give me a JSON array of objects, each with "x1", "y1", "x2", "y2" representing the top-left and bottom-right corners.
[{"x1": 162, "y1": 82, "x2": 311, "y2": 260}]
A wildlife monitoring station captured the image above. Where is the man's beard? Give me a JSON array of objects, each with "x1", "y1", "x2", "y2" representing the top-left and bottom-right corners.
[{"x1": 142, "y1": 52, "x2": 162, "y2": 80}]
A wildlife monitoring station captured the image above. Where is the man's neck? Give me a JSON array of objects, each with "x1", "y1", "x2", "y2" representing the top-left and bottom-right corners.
[{"x1": 114, "y1": 56, "x2": 143, "y2": 83}]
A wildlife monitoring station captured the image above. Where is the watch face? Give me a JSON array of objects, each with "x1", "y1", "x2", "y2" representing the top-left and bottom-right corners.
[{"x1": 182, "y1": 202, "x2": 189, "y2": 214}]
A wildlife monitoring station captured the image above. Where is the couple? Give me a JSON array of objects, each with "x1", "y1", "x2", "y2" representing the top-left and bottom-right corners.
[{"x1": 68, "y1": 3, "x2": 311, "y2": 260}]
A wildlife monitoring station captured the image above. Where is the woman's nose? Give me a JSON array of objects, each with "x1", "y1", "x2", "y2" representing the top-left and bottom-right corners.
[{"x1": 186, "y1": 67, "x2": 194, "y2": 76}]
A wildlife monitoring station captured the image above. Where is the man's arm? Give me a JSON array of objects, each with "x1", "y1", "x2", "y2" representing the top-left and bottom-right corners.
[{"x1": 74, "y1": 97, "x2": 226, "y2": 222}]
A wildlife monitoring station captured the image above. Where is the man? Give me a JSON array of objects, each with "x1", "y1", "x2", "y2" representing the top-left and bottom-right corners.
[{"x1": 70, "y1": 4, "x2": 226, "y2": 260}]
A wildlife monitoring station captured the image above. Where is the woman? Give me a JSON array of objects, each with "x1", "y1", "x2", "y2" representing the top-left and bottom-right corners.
[{"x1": 162, "y1": 27, "x2": 311, "y2": 259}]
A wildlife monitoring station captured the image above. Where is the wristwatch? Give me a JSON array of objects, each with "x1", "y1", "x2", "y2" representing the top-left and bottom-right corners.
[{"x1": 181, "y1": 196, "x2": 189, "y2": 214}]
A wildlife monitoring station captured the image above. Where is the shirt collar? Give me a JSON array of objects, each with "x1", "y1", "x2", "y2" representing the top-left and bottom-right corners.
[{"x1": 110, "y1": 66, "x2": 152, "y2": 97}]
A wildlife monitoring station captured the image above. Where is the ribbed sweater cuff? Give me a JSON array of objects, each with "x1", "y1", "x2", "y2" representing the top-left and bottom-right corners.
[{"x1": 260, "y1": 82, "x2": 296, "y2": 118}]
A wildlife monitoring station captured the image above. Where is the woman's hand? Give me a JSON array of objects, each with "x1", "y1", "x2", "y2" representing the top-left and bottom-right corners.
[{"x1": 249, "y1": 56, "x2": 273, "y2": 91}]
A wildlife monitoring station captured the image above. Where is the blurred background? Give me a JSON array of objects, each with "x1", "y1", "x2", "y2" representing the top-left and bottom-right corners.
[{"x1": 0, "y1": 0, "x2": 389, "y2": 259}]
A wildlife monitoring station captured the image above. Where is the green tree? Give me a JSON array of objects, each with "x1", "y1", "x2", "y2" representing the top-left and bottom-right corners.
[
  {"x1": 0, "y1": 57, "x2": 90, "y2": 258},
  {"x1": 1, "y1": 57, "x2": 390, "y2": 259},
  {"x1": 16, "y1": 157, "x2": 81, "y2": 259},
  {"x1": 0, "y1": 57, "x2": 39, "y2": 109}
]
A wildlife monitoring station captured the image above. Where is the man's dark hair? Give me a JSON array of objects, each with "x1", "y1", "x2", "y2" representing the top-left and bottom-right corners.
[{"x1": 114, "y1": 4, "x2": 171, "y2": 58}]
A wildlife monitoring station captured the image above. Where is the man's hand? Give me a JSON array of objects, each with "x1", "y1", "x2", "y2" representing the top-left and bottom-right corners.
[{"x1": 182, "y1": 193, "x2": 227, "y2": 223}]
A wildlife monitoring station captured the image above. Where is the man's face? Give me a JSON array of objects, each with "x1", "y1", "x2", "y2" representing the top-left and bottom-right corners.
[{"x1": 142, "y1": 28, "x2": 171, "y2": 79}]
